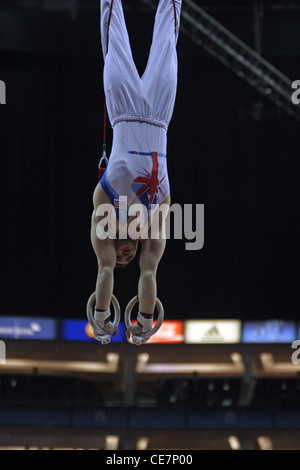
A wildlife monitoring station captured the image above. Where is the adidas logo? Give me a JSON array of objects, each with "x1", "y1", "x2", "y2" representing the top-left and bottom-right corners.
[{"x1": 201, "y1": 325, "x2": 224, "y2": 342}]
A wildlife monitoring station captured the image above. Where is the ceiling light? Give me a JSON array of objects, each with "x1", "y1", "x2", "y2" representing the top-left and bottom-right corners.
[
  {"x1": 257, "y1": 436, "x2": 274, "y2": 451},
  {"x1": 105, "y1": 435, "x2": 119, "y2": 451},
  {"x1": 136, "y1": 438, "x2": 149, "y2": 451},
  {"x1": 228, "y1": 436, "x2": 241, "y2": 451}
]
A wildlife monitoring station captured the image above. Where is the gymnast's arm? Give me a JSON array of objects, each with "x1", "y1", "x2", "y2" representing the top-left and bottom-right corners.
[
  {"x1": 138, "y1": 233, "x2": 166, "y2": 315},
  {"x1": 91, "y1": 217, "x2": 116, "y2": 310}
]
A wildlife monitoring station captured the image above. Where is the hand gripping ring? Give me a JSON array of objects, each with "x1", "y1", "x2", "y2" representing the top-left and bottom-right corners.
[
  {"x1": 86, "y1": 292, "x2": 121, "y2": 341},
  {"x1": 125, "y1": 296, "x2": 164, "y2": 343}
]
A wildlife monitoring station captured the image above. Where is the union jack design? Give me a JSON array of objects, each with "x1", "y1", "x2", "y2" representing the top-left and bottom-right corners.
[{"x1": 131, "y1": 152, "x2": 166, "y2": 208}]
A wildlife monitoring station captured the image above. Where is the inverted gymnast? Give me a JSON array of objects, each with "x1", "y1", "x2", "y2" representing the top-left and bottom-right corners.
[{"x1": 89, "y1": 0, "x2": 182, "y2": 345}]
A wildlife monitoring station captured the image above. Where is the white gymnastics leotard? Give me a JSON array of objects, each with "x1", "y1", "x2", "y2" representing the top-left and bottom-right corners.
[{"x1": 99, "y1": 0, "x2": 182, "y2": 222}]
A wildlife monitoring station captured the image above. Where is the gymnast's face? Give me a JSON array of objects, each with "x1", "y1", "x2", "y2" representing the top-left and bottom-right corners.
[{"x1": 115, "y1": 239, "x2": 138, "y2": 268}]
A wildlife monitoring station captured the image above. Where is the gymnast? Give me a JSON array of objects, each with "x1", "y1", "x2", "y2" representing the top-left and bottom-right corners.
[{"x1": 89, "y1": 0, "x2": 182, "y2": 345}]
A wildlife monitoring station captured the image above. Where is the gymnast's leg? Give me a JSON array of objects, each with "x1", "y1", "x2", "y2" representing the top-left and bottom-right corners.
[
  {"x1": 101, "y1": 0, "x2": 137, "y2": 75},
  {"x1": 142, "y1": 0, "x2": 182, "y2": 131},
  {"x1": 143, "y1": 0, "x2": 181, "y2": 74}
]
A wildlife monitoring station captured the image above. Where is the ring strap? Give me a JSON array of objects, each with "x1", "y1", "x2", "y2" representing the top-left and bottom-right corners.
[
  {"x1": 137, "y1": 312, "x2": 154, "y2": 332},
  {"x1": 94, "y1": 308, "x2": 111, "y2": 329}
]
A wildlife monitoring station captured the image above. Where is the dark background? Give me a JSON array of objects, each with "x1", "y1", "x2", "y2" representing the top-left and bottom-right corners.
[{"x1": 0, "y1": 0, "x2": 299, "y2": 322}]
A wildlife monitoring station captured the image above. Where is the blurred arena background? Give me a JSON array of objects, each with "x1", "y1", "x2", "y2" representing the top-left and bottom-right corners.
[{"x1": 0, "y1": 0, "x2": 300, "y2": 450}]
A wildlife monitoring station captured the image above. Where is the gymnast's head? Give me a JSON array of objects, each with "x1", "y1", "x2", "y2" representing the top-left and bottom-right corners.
[{"x1": 115, "y1": 238, "x2": 139, "y2": 268}]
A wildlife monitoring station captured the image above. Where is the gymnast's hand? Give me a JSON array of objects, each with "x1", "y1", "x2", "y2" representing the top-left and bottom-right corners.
[{"x1": 126, "y1": 323, "x2": 144, "y2": 341}]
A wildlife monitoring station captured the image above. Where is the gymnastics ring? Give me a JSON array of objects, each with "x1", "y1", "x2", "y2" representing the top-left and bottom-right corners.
[
  {"x1": 125, "y1": 296, "x2": 164, "y2": 344},
  {"x1": 86, "y1": 292, "x2": 121, "y2": 344}
]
